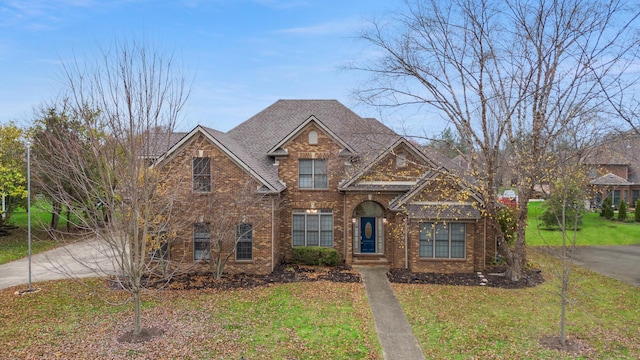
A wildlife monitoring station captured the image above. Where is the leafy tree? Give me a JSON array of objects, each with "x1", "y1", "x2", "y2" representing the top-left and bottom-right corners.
[
  {"x1": 539, "y1": 180, "x2": 585, "y2": 230},
  {"x1": 0, "y1": 122, "x2": 27, "y2": 230},
  {"x1": 200, "y1": 176, "x2": 280, "y2": 279},
  {"x1": 427, "y1": 127, "x2": 468, "y2": 159},
  {"x1": 618, "y1": 199, "x2": 627, "y2": 221},
  {"x1": 31, "y1": 106, "x2": 91, "y2": 231},
  {"x1": 355, "y1": 0, "x2": 639, "y2": 281}
]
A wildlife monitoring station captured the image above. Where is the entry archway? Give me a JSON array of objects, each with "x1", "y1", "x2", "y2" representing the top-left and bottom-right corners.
[{"x1": 353, "y1": 201, "x2": 385, "y2": 255}]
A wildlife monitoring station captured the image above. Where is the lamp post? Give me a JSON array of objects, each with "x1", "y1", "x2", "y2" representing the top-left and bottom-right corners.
[{"x1": 27, "y1": 144, "x2": 32, "y2": 291}]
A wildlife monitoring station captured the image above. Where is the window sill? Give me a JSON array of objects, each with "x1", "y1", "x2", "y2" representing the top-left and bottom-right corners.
[{"x1": 418, "y1": 258, "x2": 467, "y2": 261}]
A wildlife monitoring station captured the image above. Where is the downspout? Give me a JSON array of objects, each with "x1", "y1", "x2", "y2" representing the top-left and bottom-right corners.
[
  {"x1": 271, "y1": 196, "x2": 275, "y2": 272},
  {"x1": 404, "y1": 215, "x2": 409, "y2": 269},
  {"x1": 343, "y1": 192, "x2": 347, "y2": 263}
]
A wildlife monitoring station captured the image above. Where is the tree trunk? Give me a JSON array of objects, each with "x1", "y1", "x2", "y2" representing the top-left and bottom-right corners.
[
  {"x1": 66, "y1": 206, "x2": 71, "y2": 232},
  {"x1": 50, "y1": 201, "x2": 61, "y2": 230},
  {"x1": 133, "y1": 287, "x2": 142, "y2": 336}
]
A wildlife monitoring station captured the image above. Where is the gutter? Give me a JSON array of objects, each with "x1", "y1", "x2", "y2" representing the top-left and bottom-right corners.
[
  {"x1": 404, "y1": 215, "x2": 409, "y2": 269},
  {"x1": 271, "y1": 197, "x2": 275, "y2": 272}
]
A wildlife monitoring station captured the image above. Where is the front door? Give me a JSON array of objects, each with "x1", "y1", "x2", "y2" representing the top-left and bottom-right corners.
[{"x1": 360, "y1": 217, "x2": 376, "y2": 253}]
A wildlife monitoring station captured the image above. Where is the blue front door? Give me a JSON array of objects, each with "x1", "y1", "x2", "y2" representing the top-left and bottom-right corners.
[{"x1": 360, "y1": 217, "x2": 376, "y2": 253}]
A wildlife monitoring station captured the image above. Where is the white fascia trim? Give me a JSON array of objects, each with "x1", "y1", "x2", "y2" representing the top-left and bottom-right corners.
[
  {"x1": 357, "y1": 181, "x2": 417, "y2": 186},
  {"x1": 410, "y1": 201, "x2": 476, "y2": 206}
]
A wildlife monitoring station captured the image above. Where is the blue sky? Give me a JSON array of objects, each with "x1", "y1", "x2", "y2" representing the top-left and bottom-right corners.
[{"x1": 0, "y1": 0, "x2": 441, "y2": 136}]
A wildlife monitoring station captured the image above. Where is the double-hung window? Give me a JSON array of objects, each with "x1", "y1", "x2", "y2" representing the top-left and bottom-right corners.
[
  {"x1": 193, "y1": 157, "x2": 211, "y2": 192},
  {"x1": 419, "y1": 222, "x2": 466, "y2": 259},
  {"x1": 236, "y1": 223, "x2": 252, "y2": 261},
  {"x1": 298, "y1": 159, "x2": 328, "y2": 189},
  {"x1": 193, "y1": 223, "x2": 210, "y2": 260},
  {"x1": 292, "y1": 209, "x2": 333, "y2": 247}
]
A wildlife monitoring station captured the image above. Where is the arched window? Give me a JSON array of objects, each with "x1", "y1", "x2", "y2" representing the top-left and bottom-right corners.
[{"x1": 354, "y1": 201, "x2": 384, "y2": 217}]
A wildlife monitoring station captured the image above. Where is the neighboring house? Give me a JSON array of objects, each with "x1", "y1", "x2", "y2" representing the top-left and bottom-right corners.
[
  {"x1": 151, "y1": 100, "x2": 495, "y2": 275},
  {"x1": 584, "y1": 132, "x2": 640, "y2": 208}
]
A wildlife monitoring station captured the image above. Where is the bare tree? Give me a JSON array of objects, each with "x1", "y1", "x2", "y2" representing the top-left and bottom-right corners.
[
  {"x1": 31, "y1": 39, "x2": 190, "y2": 338},
  {"x1": 197, "y1": 176, "x2": 280, "y2": 279},
  {"x1": 354, "y1": 0, "x2": 640, "y2": 280}
]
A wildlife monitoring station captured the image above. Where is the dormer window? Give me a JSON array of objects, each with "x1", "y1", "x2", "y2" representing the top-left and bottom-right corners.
[{"x1": 308, "y1": 130, "x2": 318, "y2": 145}]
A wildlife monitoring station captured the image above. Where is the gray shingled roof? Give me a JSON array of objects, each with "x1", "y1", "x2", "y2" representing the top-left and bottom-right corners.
[
  {"x1": 153, "y1": 100, "x2": 467, "y2": 197},
  {"x1": 200, "y1": 126, "x2": 285, "y2": 191},
  {"x1": 145, "y1": 131, "x2": 188, "y2": 158},
  {"x1": 405, "y1": 204, "x2": 482, "y2": 220},
  {"x1": 224, "y1": 100, "x2": 401, "y2": 190},
  {"x1": 590, "y1": 173, "x2": 634, "y2": 186}
]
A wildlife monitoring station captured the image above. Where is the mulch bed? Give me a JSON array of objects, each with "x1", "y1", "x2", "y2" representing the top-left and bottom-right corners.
[
  {"x1": 139, "y1": 264, "x2": 543, "y2": 291},
  {"x1": 117, "y1": 327, "x2": 165, "y2": 344},
  {"x1": 144, "y1": 263, "x2": 361, "y2": 291},
  {"x1": 388, "y1": 265, "x2": 545, "y2": 289}
]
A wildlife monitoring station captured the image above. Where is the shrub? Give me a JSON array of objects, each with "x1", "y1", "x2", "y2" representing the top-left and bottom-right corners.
[
  {"x1": 539, "y1": 200, "x2": 584, "y2": 230},
  {"x1": 618, "y1": 199, "x2": 627, "y2": 221},
  {"x1": 292, "y1": 246, "x2": 339, "y2": 266},
  {"x1": 636, "y1": 200, "x2": 640, "y2": 222},
  {"x1": 601, "y1": 197, "x2": 614, "y2": 220}
]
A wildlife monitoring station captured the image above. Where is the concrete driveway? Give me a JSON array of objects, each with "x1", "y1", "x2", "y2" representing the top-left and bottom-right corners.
[
  {"x1": 542, "y1": 245, "x2": 640, "y2": 287},
  {"x1": 0, "y1": 239, "x2": 120, "y2": 291}
]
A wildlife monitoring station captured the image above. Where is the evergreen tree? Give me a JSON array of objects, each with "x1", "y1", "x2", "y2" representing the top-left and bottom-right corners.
[
  {"x1": 601, "y1": 197, "x2": 614, "y2": 220},
  {"x1": 635, "y1": 200, "x2": 640, "y2": 222},
  {"x1": 618, "y1": 199, "x2": 627, "y2": 221}
]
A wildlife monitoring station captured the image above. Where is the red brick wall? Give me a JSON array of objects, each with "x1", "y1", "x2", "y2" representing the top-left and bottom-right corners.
[
  {"x1": 157, "y1": 132, "x2": 276, "y2": 275},
  {"x1": 275, "y1": 124, "x2": 347, "y2": 261},
  {"x1": 406, "y1": 220, "x2": 486, "y2": 273}
]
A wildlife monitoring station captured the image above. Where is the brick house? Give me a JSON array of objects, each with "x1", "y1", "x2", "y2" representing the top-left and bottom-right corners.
[
  {"x1": 152, "y1": 100, "x2": 495, "y2": 275},
  {"x1": 584, "y1": 132, "x2": 640, "y2": 208}
]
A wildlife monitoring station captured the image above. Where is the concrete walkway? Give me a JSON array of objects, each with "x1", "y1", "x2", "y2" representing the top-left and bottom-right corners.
[
  {"x1": 0, "y1": 239, "x2": 119, "y2": 291},
  {"x1": 356, "y1": 266, "x2": 426, "y2": 360}
]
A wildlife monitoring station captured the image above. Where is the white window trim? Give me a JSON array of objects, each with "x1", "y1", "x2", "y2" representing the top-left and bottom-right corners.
[
  {"x1": 235, "y1": 223, "x2": 253, "y2": 261},
  {"x1": 419, "y1": 222, "x2": 466, "y2": 259},
  {"x1": 298, "y1": 159, "x2": 328, "y2": 189},
  {"x1": 292, "y1": 209, "x2": 333, "y2": 247}
]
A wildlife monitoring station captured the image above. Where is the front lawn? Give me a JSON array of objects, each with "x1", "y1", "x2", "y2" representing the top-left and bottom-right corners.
[
  {"x1": 395, "y1": 249, "x2": 640, "y2": 358},
  {"x1": 0, "y1": 202, "x2": 80, "y2": 265},
  {"x1": 0, "y1": 280, "x2": 381, "y2": 359},
  {"x1": 0, "y1": 227, "x2": 59, "y2": 265},
  {"x1": 526, "y1": 201, "x2": 640, "y2": 246}
]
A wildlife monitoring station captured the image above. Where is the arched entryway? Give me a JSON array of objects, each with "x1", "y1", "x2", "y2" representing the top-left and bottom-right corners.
[{"x1": 353, "y1": 201, "x2": 385, "y2": 255}]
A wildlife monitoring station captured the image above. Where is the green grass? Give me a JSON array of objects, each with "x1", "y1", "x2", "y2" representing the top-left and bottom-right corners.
[
  {"x1": 9, "y1": 200, "x2": 74, "y2": 229},
  {"x1": 0, "y1": 228, "x2": 59, "y2": 265},
  {"x1": 527, "y1": 201, "x2": 640, "y2": 246},
  {"x1": 395, "y1": 249, "x2": 640, "y2": 359},
  {"x1": 0, "y1": 280, "x2": 381, "y2": 359},
  {"x1": 0, "y1": 201, "x2": 80, "y2": 265}
]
